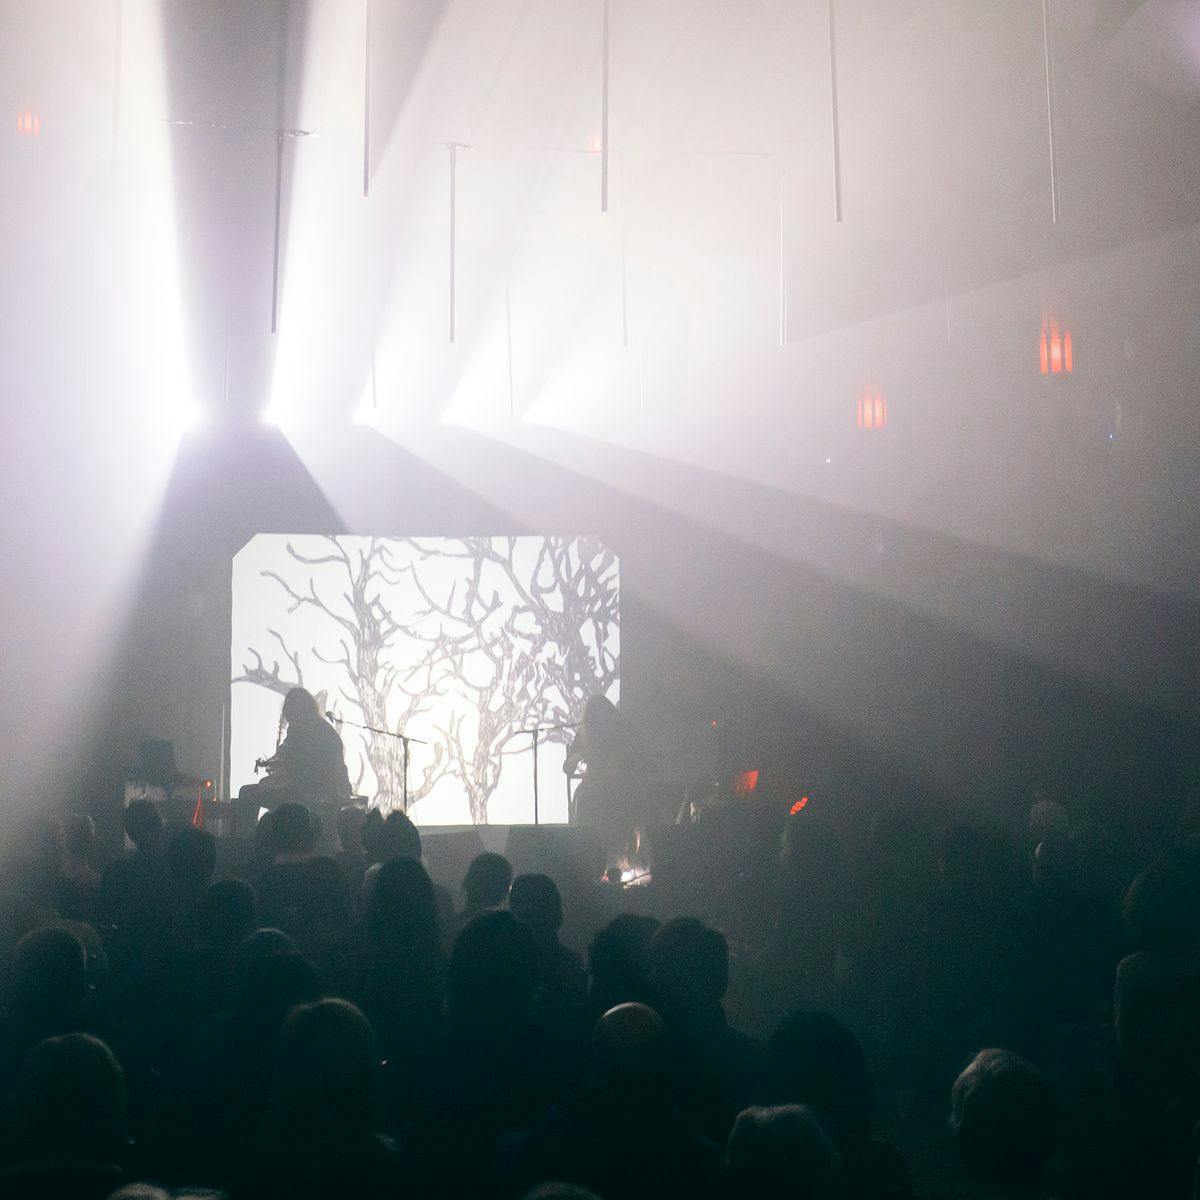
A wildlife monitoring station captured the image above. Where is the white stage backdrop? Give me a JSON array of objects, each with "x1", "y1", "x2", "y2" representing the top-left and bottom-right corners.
[{"x1": 230, "y1": 535, "x2": 619, "y2": 826}]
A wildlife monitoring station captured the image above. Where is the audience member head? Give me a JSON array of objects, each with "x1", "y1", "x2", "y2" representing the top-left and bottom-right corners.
[
  {"x1": 520, "y1": 1186, "x2": 603, "y2": 1200},
  {"x1": 9, "y1": 926, "x2": 90, "y2": 1028},
  {"x1": 1123, "y1": 858, "x2": 1200, "y2": 953},
  {"x1": 509, "y1": 873, "x2": 563, "y2": 938},
  {"x1": 267, "y1": 998, "x2": 380, "y2": 1147},
  {"x1": 63, "y1": 813, "x2": 96, "y2": 862},
  {"x1": 462, "y1": 851, "x2": 514, "y2": 912},
  {"x1": 448, "y1": 910, "x2": 537, "y2": 1025},
  {"x1": 281, "y1": 686, "x2": 322, "y2": 730},
  {"x1": 1029, "y1": 796, "x2": 1071, "y2": 843},
  {"x1": 15, "y1": 1033, "x2": 127, "y2": 1167},
  {"x1": 240, "y1": 927, "x2": 299, "y2": 958},
  {"x1": 265, "y1": 803, "x2": 319, "y2": 861},
  {"x1": 238, "y1": 951, "x2": 318, "y2": 1030},
  {"x1": 367, "y1": 855, "x2": 439, "y2": 956},
  {"x1": 726, "y1": 1105, "x2": 841, "y2": 1200},
  {"x1": 1031, "y1": 833, "x2": 1078, "y2": 893},
  {"x1": 762, "y1": 1011, "x2": 874, "y2": 1143},
  {"x1": 950, "y1": 1049, "x2": 1057, "y2": 1187},
  {"x1": 592, "y1": 1002, "x2": 669, "y2": 1102},
  {"x1": 168, "y1": 827, "x2": 217, "y2": 893},
  {"x1": 649, "y1": 916, "x2": 729, "y2": 1013},
  {"x1": 588, "y1": 913, "x2": 660, "y2": 1010},
  {"x1": 19, "y1": 813, "x2": 65, "y2": 871},
  {"x1": 198, "y1": 879, "x2": 257, "y2": 948},
  {"x1": 123, "y1": 800, "x2": 165, "y2": 854},
  {"x1": 361, "y1": 808, "x2": 422, "y2": 865}
]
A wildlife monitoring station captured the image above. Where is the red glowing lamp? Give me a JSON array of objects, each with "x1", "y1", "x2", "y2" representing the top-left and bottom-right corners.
[
  {"x1": 733, "y1": 769, "x2": 760, "y2": 797},
  {"x1": 1039, "y1": 318, "x2": 1074, "y2": 376},
  {"x1": 789, "y1": 796, "x2": 809, "y2": 815},
  {"x1": 857, "y1": 390, "x2": 887, "y2": 430}
]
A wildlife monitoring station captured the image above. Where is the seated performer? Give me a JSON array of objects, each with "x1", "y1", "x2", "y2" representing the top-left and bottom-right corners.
[
  {"x1": 564, "y1": 694, "x2": 653, "y2": 865},
  {"x1": 237, "y1": 688, "x2": 351, "y2": 831}
]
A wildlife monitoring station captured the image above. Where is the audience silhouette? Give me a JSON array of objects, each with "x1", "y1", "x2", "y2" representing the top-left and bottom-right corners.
[{"x1": 0, "y1": 790, "x2": 1191, "y2": 1198}]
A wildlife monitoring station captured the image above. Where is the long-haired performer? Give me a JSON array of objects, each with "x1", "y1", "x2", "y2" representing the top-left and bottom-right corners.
[
  {"x1": 236, "y1": 687, "x2": 351, "y2": 830},
  {"x1": 564, "y1": 694, "x2": 654, "y2": 865}
]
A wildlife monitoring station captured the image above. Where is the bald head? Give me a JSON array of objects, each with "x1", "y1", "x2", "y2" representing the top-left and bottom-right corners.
[{"x1": 593, "y1": 1002, "x2": 667, "y2": 1085}]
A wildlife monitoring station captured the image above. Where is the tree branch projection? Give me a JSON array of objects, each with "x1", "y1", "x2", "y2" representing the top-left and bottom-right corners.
[{"x1": 234, "y1": 536, "x2": 619, "y2": 822}]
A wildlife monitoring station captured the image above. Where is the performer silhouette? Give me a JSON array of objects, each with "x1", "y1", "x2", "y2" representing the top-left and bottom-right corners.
[
  {"x1": 237, "y1": 687, "x2": 351, "y2": 831},
  {"x1": 564, "y1": 694, "x2": 652, "y2": 864}
]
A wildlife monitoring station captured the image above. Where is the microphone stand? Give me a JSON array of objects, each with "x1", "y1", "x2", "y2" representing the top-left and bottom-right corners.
[
  {"x1": 326, "y1": 712, "x2": 428, "y2": 813},
  {"x1": 517, "y1": 723, "x2": 576, "y2": 825}
]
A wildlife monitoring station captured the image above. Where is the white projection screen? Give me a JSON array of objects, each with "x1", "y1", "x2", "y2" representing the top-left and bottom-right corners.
[{"x1": 230, "y1": 535, "x2": 619, "y2": 825}]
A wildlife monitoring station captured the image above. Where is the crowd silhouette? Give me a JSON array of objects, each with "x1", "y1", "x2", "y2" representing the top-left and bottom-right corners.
[{"x1": 0, "y1": 789, "x2": 1198, "y2": 1198}]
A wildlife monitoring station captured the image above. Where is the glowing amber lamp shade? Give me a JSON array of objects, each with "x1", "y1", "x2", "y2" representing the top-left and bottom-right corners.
[
  {"x1": 857, "y1": 391, "x2": 887, "y2": 430},
  {"x1": 1040, "y1": 318, "x2": 1074, "y2": 376}
]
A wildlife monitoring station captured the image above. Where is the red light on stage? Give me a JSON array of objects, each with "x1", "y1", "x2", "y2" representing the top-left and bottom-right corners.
[
  {"x1": 710, "y1": 719, "x2": 718, "y2": 728},
  {"x1": 734, "y1": 769, "x2": 760, "y2": 796},
  {"x1": 789, "y1": 796, "x2": 809, "y2": 815},
  {"x1": 16, "y1": 108, "x2": 40, "y2": 136},
  {"x1": 856, "y1": 390, "x2": 887, "y2": 430},
  {"x1": 1063, "y1": 330, "x2": 1073, "y2": 373}
]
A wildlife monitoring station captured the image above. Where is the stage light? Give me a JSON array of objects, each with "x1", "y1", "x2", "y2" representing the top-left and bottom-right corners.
[{"x1": 789, "y1": 796, "x2": 809, "y2": 815}]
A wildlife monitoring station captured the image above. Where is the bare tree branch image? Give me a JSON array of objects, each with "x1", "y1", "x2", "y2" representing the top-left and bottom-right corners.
[{"x1": 231, "y1": 535, "x2": 619, "y2": 823}]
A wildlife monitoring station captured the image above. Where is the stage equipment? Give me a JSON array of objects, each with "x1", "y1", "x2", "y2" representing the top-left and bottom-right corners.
[
  {"x1": 326, "y1": 710, "x2": 428, "y2": 811},
  {"x1": 515, "y1": 722, "x2": 577, "y2": 825}
]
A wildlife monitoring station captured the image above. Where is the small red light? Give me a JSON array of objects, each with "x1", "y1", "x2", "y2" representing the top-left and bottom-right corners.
[
  {"x1": 789, "y1": 796, "x2": 809, "y2": 815},
  {"x1": 711, "y1": 719, "x2": 718, "y2": 728}
]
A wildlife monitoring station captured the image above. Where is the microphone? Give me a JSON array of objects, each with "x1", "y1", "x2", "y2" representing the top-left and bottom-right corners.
[{"x1": 325, "y1": 710, "x2": 342, "y2": 723}]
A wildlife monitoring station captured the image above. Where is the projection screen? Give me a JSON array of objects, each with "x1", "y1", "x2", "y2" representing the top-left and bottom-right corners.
[{"x1": 230, "y1": 535, "x2": 619, "y2": 825}]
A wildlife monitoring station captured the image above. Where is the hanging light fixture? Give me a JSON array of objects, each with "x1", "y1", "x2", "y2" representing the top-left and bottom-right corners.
[
  {"x1": 1039, "y1": 317, "x2": 1074, "y2": 375},
  {"x1": 15, "y1": 107, "x2": 40, "y2": 136},
  {"x1": 856, "y1": 389, "x2": 887, "y2": 430}
]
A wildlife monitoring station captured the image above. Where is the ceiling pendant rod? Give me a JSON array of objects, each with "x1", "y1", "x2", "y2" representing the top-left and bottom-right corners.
[
  {"x1": 827, "y1": 0, "x2": 844, "y2": 222},
  {"x1": 601, "y1": 0, "x2": 610, "y2": 213},
  {"x1": 363, "y1": 0, "x2": 372, "y2": 197},
  {"x1": 1041, "y1": 0, "x2": 1060, "y2": 223}
]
